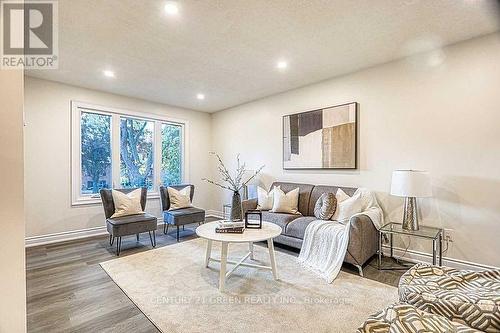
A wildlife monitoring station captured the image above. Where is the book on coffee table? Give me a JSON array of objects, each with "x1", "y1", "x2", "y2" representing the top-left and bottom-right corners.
[
  {"x1": 217, "y1": 221, "x2": 245, "y2": 229},
  {"x1": 215, "y1": 227, "x2": 245, "y2": 234}
]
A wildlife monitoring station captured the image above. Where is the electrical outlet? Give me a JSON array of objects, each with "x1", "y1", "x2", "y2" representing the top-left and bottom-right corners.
[{"x1": 444, "y1": 228, "x2": 454, "y2": 243}]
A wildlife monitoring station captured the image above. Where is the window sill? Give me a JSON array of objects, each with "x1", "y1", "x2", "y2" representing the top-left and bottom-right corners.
[{"x1": 71, "y1": 193, "x2": 160, "y2": 207}]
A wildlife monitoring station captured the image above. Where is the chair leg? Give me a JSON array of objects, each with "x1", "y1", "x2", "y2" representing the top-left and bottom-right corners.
[
  {"x1": 182, "y1": 225, "x2": 185, "y2": 231},
  {"x1": 163, "y1": 223, "x2": 169, "y2": 235},
  {"x1": 153, "y1": 230, "x2": 156, "y2": 247},
  {"x1": 116, "y1": 237, "x2": 122, "y2": 256},
  {"x1": 177, "y1": 225, "x2": 180, "y2": 242},
  {"x1": 136, "y1": 233, "x2": 139, "y2": 242},
  {"x1": 109, "y1": 235, "x2": 114, "y2": 246},
  {"x1": 149, "y1": 231, "x2": 155, "y2": 247}
]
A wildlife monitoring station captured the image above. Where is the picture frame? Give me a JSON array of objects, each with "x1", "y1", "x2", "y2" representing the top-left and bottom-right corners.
[{"x1": 282, "y1": 102, "x2": 357, "y2": 170}]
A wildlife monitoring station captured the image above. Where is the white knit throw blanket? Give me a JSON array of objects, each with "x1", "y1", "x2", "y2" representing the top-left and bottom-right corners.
[{"x1": 297, "y1": 188, "x2": 383, "y2": 283}]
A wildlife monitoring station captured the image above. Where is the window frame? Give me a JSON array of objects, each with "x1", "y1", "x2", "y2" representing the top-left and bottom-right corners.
[{"x1": 71, "y1": 100, "x2": 189, "y2": 206}]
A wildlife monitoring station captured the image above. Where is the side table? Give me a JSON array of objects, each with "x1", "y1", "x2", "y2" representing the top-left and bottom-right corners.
[{"x1": 378, "y1": 222, "x2": 443, "y2": 270}]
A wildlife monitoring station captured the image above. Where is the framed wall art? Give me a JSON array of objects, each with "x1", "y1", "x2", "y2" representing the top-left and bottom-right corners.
[{"x1": 283, "y1": 102, "x2": 357, "y2": 169}]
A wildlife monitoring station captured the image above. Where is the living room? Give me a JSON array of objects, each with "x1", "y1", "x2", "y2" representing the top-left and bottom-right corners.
[{"x1": 1, "y1": 1, "x2": 499, "y2": 332}]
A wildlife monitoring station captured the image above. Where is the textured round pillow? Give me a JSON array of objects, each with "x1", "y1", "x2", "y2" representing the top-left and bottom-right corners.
[{"x1": 314, "y1": 193, "x2": 337, "y2": 220}]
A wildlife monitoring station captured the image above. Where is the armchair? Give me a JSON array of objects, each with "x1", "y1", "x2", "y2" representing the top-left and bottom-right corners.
[
  {"x1": 100, "y1": 187, "x2": 157, "y2": 255},
  {"x1": 160, "y1": 185, "x2": 205, "y2": 242}
]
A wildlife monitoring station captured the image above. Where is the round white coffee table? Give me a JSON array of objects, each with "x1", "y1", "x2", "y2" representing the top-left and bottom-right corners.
[{"x1": 196, "y1": 221, "x2": 282, "y2": 291}]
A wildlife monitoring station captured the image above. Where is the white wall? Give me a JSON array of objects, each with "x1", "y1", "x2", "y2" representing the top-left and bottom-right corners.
[
  {"x1": 0, "y1": 70, "x2": 26, "y2": 332},
  {"x1": 24, "y1": 77, "x2": 213, "y2": 238},
  {"x1": 211, "y1": 33, "x2": 500, "y2": 268}
]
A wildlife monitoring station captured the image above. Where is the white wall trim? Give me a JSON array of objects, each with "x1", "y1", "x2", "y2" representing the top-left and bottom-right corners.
[
  {"x1": 381, "y1": 246, "x2": 499, "y2": 271},
  {"x1": 25, "y1": 225, "x2": 109, "y2": 247},
  {"x1": 25, "y1": 212, "x2": 223, "y2": 248}
]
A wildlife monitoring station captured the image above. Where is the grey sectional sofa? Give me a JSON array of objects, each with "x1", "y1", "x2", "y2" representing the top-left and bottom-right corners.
[{"x1": 242, "y1": 181, "x2": 378, "y2": 276}]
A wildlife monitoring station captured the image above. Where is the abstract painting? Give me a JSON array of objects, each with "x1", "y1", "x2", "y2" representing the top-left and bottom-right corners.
[{"x1": 283, "y1": 102, "x2": 357, "y2": 169}]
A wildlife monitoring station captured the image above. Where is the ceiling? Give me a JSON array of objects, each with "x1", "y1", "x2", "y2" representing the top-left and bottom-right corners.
[{"x1": 27, "y1": 0, "x2": 500, "y2": 112}]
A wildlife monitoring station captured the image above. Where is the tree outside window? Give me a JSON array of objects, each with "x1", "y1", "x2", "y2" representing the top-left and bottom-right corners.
[
  {"x1": 80, "y1": 112, "x2": 112, "y2": 194},
  {"x1": 120, "y1": 117, "x2": 154, "y2": 190},
  {"x1": 161, "y1": 123, "x2": 182, "y2": 186}
]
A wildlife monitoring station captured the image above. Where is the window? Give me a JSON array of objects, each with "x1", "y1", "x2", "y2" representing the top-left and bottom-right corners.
[
  {"x1": 120, "y1": 117, "x2": 155, "y2": 190},
  {"x1": 72, "y1": 101, "x2": 188, "y2": 205},
  {"x1": 80, "y1": 111, "x2": 112, "y2": 195},
  {"x1": 161, "y1": 123, "x2": 182, "y2": 186}
]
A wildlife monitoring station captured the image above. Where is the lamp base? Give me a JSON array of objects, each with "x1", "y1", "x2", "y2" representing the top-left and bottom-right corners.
[{"x1": 402, "y1": 197, "x2": 419, "y2": 231}]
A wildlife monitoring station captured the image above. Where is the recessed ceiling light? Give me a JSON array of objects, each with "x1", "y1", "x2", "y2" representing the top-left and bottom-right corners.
[
  {"x1": 164, "y1": 1, "x2": 179, "y2": 15},
  {"x1": 276, "y1": 60, "x2": 288, "y2": 70},
  {"x1": 103, "y1": 70, "x2": 115, "y2": 78},
  {"x1": 196, "y1": 93, "x2": 205, "y2": 100}
]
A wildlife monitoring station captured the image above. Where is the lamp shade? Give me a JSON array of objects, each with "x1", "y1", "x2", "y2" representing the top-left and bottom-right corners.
[{"x1": 390, "y1": 170, "x2": 432, "y2": 198}]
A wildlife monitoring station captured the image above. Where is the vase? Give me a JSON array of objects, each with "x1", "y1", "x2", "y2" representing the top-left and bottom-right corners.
[{"x1": 230, "y1": 191, "x2": 242, "y2": 221}]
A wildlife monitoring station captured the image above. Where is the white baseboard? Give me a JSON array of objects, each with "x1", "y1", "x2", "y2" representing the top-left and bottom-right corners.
[
  {"x1": 26, "y1": 212, "x2": 224, "y2": 248},
  {"x1": 25, "y1": 225, "x2": 110, "y2": 247},
  {"x1": 381, "y1": 246, "x2": 499, "y2": 271}
]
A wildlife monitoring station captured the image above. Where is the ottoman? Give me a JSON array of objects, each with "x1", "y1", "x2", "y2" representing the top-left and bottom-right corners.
[
  {"x1": 399, "y1": 263, "x2": 500, "y2": 332},
  {"x1": 357, "y1": 303, "x2": 481, "y2": 333}
]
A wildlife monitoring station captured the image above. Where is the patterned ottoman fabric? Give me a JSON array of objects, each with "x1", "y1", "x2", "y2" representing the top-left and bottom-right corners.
[
  {"x1": 357, "y1": 303, "x2": 481, "y2": 333},
  {"x1": 399, "y1": 263, "x2": 500, "y2": 333}
]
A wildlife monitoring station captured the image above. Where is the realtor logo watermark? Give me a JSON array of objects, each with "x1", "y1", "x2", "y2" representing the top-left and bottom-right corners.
[{"x1": 1, "y1": 0, "x2": 58, "y2": 69}]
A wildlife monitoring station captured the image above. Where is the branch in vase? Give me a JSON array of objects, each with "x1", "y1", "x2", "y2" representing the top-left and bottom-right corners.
[
  {"x1": 212, "y1": 152, "x2": 237, "y2": 189},
  {"x1": 202, "y1": 178, "x2": 234, "y2": 191},
  {"x1": 239, "y1": 164, "x2": 265, "y2": 190}
]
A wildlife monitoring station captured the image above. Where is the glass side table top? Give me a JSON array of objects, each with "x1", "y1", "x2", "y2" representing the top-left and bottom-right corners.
[{"x1": 380, "y1": 222, "x2": 442, "y2": 240}]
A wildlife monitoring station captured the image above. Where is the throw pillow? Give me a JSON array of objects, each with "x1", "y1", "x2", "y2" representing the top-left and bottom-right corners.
[
  {"x1": 111, "y1": 188, "x2": 143, "y2": 218},
  {"x1": 168, "y1": 186, "x2": 192, "y2": 210},
  {"x1": 314, "y1": 193, "x2": 337, "y2": 220},
  {"x1": 334, "y1": 190, "x2": 364, "y2": 223},
  {"x1": 331, "y1": 188, "x2": 351, "y2": 220},
  {"x1": 257, "y1": 186, "x2": 280, "y2": 210},
  {"x1": 271, "y1": 187, "x2": 301, "y2": 215}
]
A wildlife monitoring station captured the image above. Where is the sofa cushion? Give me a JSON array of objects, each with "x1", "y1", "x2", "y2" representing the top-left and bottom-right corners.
[
  {"x1": 270, "y1": 182, "x2": 314, "y2": 216},
  {"x1": 285, "y1": 216, "x2": 317, "y2": 239},
  {"x1": 313, "y1": 193, "x2": 337, "y2": 220},
  {"x1": 106, "y1": 213, "x2": 157, "y2": 237},
  {"x1": 164, "y1": 207, "x2": 205, "y2": 226},
  {"x1": 107, "y1": 212, "x2": 156, "y2": 225},
  {"x1": 261, "y1": 211, "x2": 300, "y2": 233},
  {"x1": 308, "y1": 185, "x2": 357, "y2": 216},
  {"x1": 271, "y1": 187, "x2": 300, "y2": 214}
]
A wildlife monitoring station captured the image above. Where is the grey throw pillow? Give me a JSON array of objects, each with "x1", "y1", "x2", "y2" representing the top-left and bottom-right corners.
[{"x1": 314, "y1": 193, "x2": 337, "y2": 220}]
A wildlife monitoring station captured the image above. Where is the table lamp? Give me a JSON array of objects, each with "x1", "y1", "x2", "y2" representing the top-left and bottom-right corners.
[{"x1": 390, "y1": 170, "x2": 432, "y2": 231}]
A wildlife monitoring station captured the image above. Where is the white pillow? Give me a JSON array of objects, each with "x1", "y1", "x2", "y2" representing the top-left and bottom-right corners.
[
  {"x1": 333, "y1": 189, "x2": 364, "y2": 223},
  {"x1": 271, "y1": 187, "x2": 300, "y2": 215},
  {"x1": 257, "y1": 186, "x2": 280, "y2": 210},
  {"x1": 111, "y1": 188, "x2": 143, "y2": 218},
  {"x1": 331, "y1": 188, "x2": 353, "y2": 220},
  {"x1": 168, "y1": 186, "x2": 192, "y2": 210}
]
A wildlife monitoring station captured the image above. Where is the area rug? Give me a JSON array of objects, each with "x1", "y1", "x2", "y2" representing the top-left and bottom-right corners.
[{"x1": 100, "y1": 239, "x2": 398, "y2": 333}]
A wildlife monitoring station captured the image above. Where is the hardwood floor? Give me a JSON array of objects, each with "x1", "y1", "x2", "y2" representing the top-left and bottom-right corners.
[{"x1": 26, "y1": 219, "x2": 407, "y2": 332}]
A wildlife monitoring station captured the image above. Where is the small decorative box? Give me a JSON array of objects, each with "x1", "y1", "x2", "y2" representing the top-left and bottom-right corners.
[{"x1": 245, "y1": 209, "x2": 262, "y2": 229}]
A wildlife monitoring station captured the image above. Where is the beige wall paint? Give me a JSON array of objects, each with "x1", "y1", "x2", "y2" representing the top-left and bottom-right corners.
[
  {"x1": 0, "y1": 70, "x2": 26, "y2": 332},
  {"x1": 211, "y1": 33, "x2": 500, "y2": 268},
  {"x1": 24, "y1": 77, "x2": 213, "y2": 238}
]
